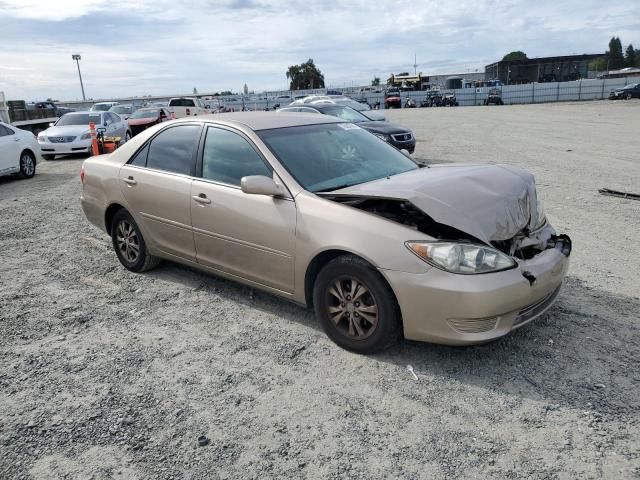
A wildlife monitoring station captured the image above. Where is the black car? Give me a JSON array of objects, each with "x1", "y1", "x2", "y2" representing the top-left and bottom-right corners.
[
  {"x1": 279, "y1": 104, "x2": 415, "y2": 153},
  {"x1": 608, "y1": 83, "x2": 640, "y2": 100}
]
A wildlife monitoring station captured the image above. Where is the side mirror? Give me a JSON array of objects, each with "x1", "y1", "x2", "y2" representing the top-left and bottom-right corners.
[{"x1": 241, "y1": 175, "x2": 287, "y2": 197}]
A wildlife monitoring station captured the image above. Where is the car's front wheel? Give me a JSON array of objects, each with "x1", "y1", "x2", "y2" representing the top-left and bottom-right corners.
[
  {"x1": 18, "y1": 151, "x2": 36, "y2": 178},
  {"x1": 626, "y1": 92, "x2": 633, "y2": 100},
  {"x1": 313, "y1": 255, "x2": 401, "y2": 354},
  {"x1": 111, "y1": 209, "x2": 160, "y2": 272}
]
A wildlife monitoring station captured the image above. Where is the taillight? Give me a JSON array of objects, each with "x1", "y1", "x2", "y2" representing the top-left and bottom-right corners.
[
  {"x1": 186, "y1": 108, "x2": 191, "y2": 115},
  {"x1": 80, "y1": 165, "x2": 85, "y2": 183}
]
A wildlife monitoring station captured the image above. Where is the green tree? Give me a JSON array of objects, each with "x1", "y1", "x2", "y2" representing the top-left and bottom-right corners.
[
  {"x1": 286, "y1": 59, "x2": 325, "y2": 90},
  {"x1": 608, "y1": 37, "x2": 624, "y2": 69},
  {"x1": 624, "y1": 44, "x2": 637, "y2": 68},
  {"x1": 502, "y1": 51, "x2": 528, "y2": 61},
  {"x1": 371, "y1": 76, "x2": 380, "y2": 86},
  {"x1": 588, "y1": 56, "x2": 608, "y2": 72}
]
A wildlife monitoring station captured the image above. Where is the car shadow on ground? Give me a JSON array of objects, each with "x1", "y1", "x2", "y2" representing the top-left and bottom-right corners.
[{"x1": 148, "y1": 262, "x2": 639, "y2": 416}]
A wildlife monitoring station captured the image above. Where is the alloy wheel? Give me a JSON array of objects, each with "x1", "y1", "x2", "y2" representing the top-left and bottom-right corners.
[
  {"x1": 325, "y1": 276, "x2": 378, "y2": 340},
  {"x1": 116, "y1": 220, "x2": 140, "y2": 263},
  {"x1": 20, "y1": 154, "x2": 35, "y2": 176}
]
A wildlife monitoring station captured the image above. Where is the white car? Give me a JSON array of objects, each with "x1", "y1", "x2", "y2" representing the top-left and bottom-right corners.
[
  {"x1": 0, "y1": 122, "x2": 39, "y2": 179},
  {"x1": 38, "y1": 111, "x2": 131, "y2": 160},
  {"x1": 168, "y1": 97, "x2": 208, "y2": 118},
  {"x1": 109, "y1": 104, "x2": 135, "y2": 120},
  {"x1": 90, "y1": 101, "x2": 119, "y2": 112}
]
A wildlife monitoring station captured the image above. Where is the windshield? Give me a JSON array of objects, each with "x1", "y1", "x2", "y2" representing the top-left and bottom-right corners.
[
  {"x1": 169, "y1": 99, "x2": 196, "y2": 107},
  {"x1": 91, "y1": 104, "x2": 112, "y2": 111},
  {"x1": 318, "y1": 106, "x2": 370, "y2": 123},
  {"x1": 130, "y1": 109, "x2": 159, "y2": 119},
  {"x1": 258, "y1": 123, "x2": 418, "y2": 192},
  {"x1": 111, "y1": 106, "x2": 132, "y2": 114},
  {"x1": 56, "y1": 113, "x2": 102, "y2": 126}
]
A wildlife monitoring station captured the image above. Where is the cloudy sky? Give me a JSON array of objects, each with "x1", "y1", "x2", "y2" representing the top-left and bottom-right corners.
[{"x1": 0, "y1": 0, "x2": 638, "y2": 101}]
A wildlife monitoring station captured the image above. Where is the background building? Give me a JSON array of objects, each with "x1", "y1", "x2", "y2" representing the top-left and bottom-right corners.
[{"x1": 484, "y1": 54, "x2": 604, "y2": 84}]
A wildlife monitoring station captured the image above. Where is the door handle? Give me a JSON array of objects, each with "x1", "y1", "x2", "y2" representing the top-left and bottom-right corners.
[
  {"x1": 122, "y1": 176, "x2": 137, "y2": 185},
  {"x1": 192, "y1": 194, "x2": 211, "y2": 204}
]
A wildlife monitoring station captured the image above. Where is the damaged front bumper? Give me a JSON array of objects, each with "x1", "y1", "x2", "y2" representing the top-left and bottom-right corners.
[{"x1": 382, "y1": 234, "x2": 572, "y2": 345}]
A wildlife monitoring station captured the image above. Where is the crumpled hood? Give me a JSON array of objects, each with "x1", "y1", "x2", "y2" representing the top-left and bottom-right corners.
[
  {"x1": 332, "y1": 163, "x2": 540, "y2": 243},
  {"x1": 43, "y1": 125, "x2": 89, "y2": 138}
]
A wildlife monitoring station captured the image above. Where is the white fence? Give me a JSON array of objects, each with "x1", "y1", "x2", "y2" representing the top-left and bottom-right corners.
[
  {"x1": 360, "y1": 76, "x2": 640, "y2": 108},
  {"x1": 52, "y1": 75, "x2": 640, "y2": 112}
]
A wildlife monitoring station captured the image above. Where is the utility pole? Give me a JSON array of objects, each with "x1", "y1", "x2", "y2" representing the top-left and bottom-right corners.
[
  {"x1": 72, "y1": 54, "x2": 86, "y2": 101},
  {"x1": 413, "y1": 53, "x2": 418, "y2": 76}
]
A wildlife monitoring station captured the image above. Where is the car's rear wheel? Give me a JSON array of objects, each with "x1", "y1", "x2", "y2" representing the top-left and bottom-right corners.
[
  {"x1": 111, "y1": 210, "x2": 160, "y2": 272},
  {"x1": 313, "y1": 255, "x2": 401, "y2": 354},
  {"x1": 18, "y1": 151, "x2": 36, "y2": 178}
]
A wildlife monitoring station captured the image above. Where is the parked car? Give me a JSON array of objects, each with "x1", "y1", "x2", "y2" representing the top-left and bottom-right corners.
[
  {"x1": 128, "y1": 108, "x2": 173, "y2": 136},
  {"x1": 110, "y1": 104, "x2": 136, "y2": 120},
  {"x1": 29, "y1": 101, "x2": 74, "y2": 117},
  {"x1": 168, "y1": 97, "x2": 207, "y2": 118},
  {"x1": 441, "y1": 93, "x2": 459, "y2": 107},
  {"x1": 484, "y1": 88, "x2": 504, "y2": 105},
  {"x1": 90, "y1": 102, "x2": 120, "y2": 112},
  {"x1": 290, "y1": 95, "x2": 386, "y2": 121},
  {"x1": 608, "y1": 83, "x2": 640, "y2": 100},
  {"x1": 421, "y1": 91, "x2": 443, "y2": 107},
  {"x1": 38, "y1": 111, "x2": 131, "y2": 160},
  {"x1": 278, "y1": 104, "x2": 415, "y2": 152},
  {"x1": 0, "y1": 121, "x2": 39, "y2": 179},
  {"x1": 80, "y1": 112, "x2": 571, "y2": 354},
  {"x1": 384, "y1": 89, "x2": 402, "y2": 109}
]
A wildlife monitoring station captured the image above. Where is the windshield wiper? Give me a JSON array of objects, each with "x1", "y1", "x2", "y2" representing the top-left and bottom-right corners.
[{"x1": 316, "y1": 183, "x2": 356, "y2": 193}]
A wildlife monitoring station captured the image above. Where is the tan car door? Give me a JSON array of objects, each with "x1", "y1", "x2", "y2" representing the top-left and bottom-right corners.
[
  {"x1": 190, "y1": 125, "x2": 296, "y2": 293},
  {"x1": 119, "y1": 124, "x2": 202, "y2": 261}
]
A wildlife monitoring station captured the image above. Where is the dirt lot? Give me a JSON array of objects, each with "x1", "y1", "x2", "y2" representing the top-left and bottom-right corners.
[{"x1": 1, "y1": 101, "x2": 639, "y2": 479}]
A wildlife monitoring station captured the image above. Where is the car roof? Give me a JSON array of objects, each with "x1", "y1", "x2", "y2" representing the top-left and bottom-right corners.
[{"x1": 182, "y1": 111, "x2": 343, "y2": 131}]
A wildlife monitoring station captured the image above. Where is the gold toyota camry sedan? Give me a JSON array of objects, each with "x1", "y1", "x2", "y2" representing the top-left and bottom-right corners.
[{"x1": 80, "y1": 112, "x2": 571, "y2": 353}]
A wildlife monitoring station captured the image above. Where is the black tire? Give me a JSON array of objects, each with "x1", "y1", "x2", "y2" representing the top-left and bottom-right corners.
[
  {"x1": 43, "y1": 154, "x2": 55, "y2": 161},
  {"x1": 18, "y1": 151, "x2": 36, "y2": 178},
  {"x1": 313, "y1": 254, "x2": 402, "y2": 354},
  {"x1": 626, "y1": 92, "x2": 632, "y2": 100},
  {"x1": 111, "y1": 209, "x2": 160, "y2": 272}
]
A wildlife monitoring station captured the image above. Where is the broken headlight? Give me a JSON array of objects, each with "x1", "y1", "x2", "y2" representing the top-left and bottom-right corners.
[{"x1": 405, "y1": 241, "x2": 517, "y2": 274}]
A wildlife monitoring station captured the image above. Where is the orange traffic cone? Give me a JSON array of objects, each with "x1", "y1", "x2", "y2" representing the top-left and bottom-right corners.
[{"x1": 89, "y1": 122, "x2": 100, "y2": 156}]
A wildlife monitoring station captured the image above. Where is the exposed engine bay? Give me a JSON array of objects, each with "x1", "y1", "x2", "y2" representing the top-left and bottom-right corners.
[{"x1": 322, "y1": 195, "x2": 571, "y2": 261}]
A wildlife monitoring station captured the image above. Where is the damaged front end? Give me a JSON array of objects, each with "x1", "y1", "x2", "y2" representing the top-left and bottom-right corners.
[{"x1": 321, "y1": 194, "x2": 572, "y2": 277}]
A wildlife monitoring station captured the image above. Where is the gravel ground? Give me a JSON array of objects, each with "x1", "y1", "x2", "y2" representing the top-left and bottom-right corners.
[{"x1": 1, "y1": 101, "x2": 639, "y2": 479}]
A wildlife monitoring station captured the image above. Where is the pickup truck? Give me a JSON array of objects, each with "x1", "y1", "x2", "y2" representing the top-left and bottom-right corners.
[
  {"x1": 168, "y1": 97, "x2": 208, "y2": 118},
  {"x1": 0, "y1": 91, "x2": 73, "y2": 135}
]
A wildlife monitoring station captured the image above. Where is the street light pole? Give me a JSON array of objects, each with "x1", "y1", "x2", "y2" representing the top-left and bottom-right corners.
[{"x1": 72, "y1": 54, "x2": 86, "y2": 101}]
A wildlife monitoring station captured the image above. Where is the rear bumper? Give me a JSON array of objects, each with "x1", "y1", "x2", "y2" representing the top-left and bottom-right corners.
[
  {"x1": 382, "y1": 237, "x2": 571, "y2": 345},
  {"x1": 80, "y1": 194, "x2": 107, "y2": 233}
]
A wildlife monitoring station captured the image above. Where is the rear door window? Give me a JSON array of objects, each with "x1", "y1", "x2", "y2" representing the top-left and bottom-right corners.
[{"x1": 146, "y1": 125, "x2": 201, "y2": 175}]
